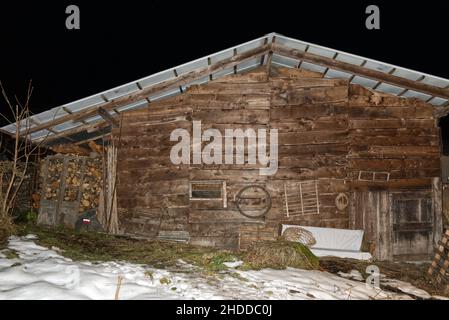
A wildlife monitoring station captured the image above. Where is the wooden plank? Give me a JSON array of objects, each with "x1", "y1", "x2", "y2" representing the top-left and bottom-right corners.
[
  {"x1": 278, "y1": 155, "x2": 348, "y2": 169},
  {"x1": 349, "y1": 91, "x2": 435, "y2": 108},
  {"x1": 117, "y1": 179, "x2": 189, "y2": 197},
  {"x1": 270, "y1": 66, "x2": 323, "y2": 79},
  {"x1": 433, "y1": 177, "x2": 443, "y2": 247},
  {"x1": 349, "y1": 106, "x2": 434, "y2": 119},
  {"x1": 189, "y1": 98, "x2": 271, "y2": 110},
  {"x1": 270, "y1": 104, "x2": 348, "y2": 120},
  {"x1": 349, "y1": 128, "x2": 439, "y2": 137},
  {"x1": 348, "y1": 158, "x2": 440, "y2": 171},
  {"x1": 118, "y1": 194, "x2": 189, "y2": 209},
  {"x1": 189, "y1": 168, "x2": 267, "y2": 181},
  {"x1": 119, "y1": 167, "x2": 189, "y2": 182},
  {"x1": 271, "y1": 86, "x2": 348, "y2": 106},
  {"x1": 188, "y1": 82, "x2": 271, "y2": 95},
  {"x1": 350, "y1": 179, "x2": 432, "y2": 190},
  {"x1": 278, "y1": 143, "x2": 348, "y2": 156},
  {"x1": 349, "y1": 119, "x2": 436, "y2": 129},
  {"x1": 189, "y1": 209, "x2": 263, "y2": 224},
  {"x1": 350, "y1": 145, "x2": 440, "y2": 157},
  {"x1": 270, "y1": 78, "x2": 347, "y2": 89},
  {"x1": 278, "y1": 130, "x2": 347, "y2": 145},
  {"x1": 271, "y1": 119, "x2": 348, "y2": 132},
  {"x1": 192, "y1": 109, "x2": 269, "y2": 124},
  {"x1": 350, "y1": 135, "x2": 439, "y2": 147},
  {"x1": 271, "y1": 167, "x2": 346, "y2": 180}
]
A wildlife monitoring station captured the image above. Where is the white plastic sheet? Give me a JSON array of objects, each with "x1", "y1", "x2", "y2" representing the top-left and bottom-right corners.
[{"x1": 281, "y1": 225, "x2": 372, "y2": 261}]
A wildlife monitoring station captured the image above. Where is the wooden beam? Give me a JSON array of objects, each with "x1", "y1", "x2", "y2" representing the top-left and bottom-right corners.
[
  {"x1": 347, "y1": 60, "x2": 367, "y2": 83},
  {"x1": 207, "y1": 57, "x2": 213, "y2": 81},
  {"x1": 136, "y1": 82, "x2": 151, "y2": 104},
  {"x1": 265, "y1": 36, "x2": 276, "y2": 75},
  {"x1": 74, "y1": 132, "x2": 111, "y2": 146},
  {"x1": 433, "y1": 103, "x2": 449, "y2": 118},
  {"x1": 233, "y1": 49, "x2": 238, "y2": 74},
  {"x1": 24, "y1": 44, "x2": 271, "y2": 137},
  {"x1": 296, "y1": 45, "x2": 309, "y2": 69},
  {"x1": 173, "y1": 68, "x2": 183, "y2": 93},
  {"x1": 29, "y1": 118, "x2": 75, "y2": 142},
  {"x1": 259, "y1": 37, "x2": 269, "y2": 65},
  {"x1": 98, "y1": 107, "x2": 119, "y2": 128},
  {"x1": 62, "y1": 107, "x2": 88, "y2": 125},
  {"x1": 0, "y1": 128, "x2": 13, "y2": 137},
  {"x1": 273, "y1": 43, "x2": 449, "y2": 100},
  {"x1": 372, "y1": 67, "x2": 397, "y2": 90},
  {"x1": 35, "y1": 118, "x2": 111, "y2": 144},
  {"x1": 322, "y1": 52, "x2": 339, "y2": 77}
]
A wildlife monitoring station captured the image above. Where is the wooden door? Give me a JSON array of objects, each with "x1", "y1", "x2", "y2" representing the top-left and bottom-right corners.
[{"x1": 391, "y1": 191, "x2": 434, "y2": 261}]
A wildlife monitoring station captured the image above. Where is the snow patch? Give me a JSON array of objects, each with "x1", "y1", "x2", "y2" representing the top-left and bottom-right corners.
[
  {"x1": 338, "y1": 270, "x2": 364, "y2": 282},
  {"x1": 381, "y1": 279, "x2": 432, "y2": 300},
  {"x1": 223, "y1": 261, "x2": 243, "y2": 268},
  {"x1": 0, "y1": 235, "x2": 434, "y2": 300}
]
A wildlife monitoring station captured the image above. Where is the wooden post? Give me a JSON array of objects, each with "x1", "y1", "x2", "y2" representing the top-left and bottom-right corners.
[
  {"x1": 433, "y1": 177, "x2": 443, "y2": 246},
  {"x1": 377, "y1": 191, "x2": 392, "y2": 261},
  {"x1": 37, "y1": 158, "x2": 49, "y2": 223},
  {"x1": 77, "y1": 158, "x2": 87, "y2": 214},
  {"x1": 57, "y1": 157, "x2": 69, "y2": 225}
]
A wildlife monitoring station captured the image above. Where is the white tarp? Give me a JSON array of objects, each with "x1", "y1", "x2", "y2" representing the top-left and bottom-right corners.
[{"x1": 281, "y1": 225, "x2": 372, "y2": 261}]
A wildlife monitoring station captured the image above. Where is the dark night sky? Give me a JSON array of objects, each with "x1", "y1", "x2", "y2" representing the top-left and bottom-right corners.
[{"x1": 1, "y1": 1, "x2": 449, "y2": 135}]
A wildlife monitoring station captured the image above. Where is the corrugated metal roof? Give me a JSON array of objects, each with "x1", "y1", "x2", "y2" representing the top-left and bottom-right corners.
[{"x1": 2, "y1": 32, "x2": 449, "y2": 144}]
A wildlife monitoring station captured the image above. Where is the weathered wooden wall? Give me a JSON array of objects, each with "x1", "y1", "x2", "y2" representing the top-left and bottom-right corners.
[
  {"x1": 347, "y1": 85, "x2": 441, "y2": 260},
  {"x1": 187, "y1": 70, "x2": 271, "y2": 248},
  {"x1": 113, "y1": 66, "x2": 442, "y2": 259},
  {"x1": 266, "y1": 68, "x2": 350, "y2": 231},
  {"x1": 348, "y1": 85, "x2": 440, "y2": 190},
  {"x1": 114, "y1": 97, "x2": 191, "y2": 241}
]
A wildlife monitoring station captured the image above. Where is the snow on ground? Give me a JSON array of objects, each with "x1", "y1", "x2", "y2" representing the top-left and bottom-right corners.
[{"x1": 0, "y1": 235, "x2": 430, "y2": 300}]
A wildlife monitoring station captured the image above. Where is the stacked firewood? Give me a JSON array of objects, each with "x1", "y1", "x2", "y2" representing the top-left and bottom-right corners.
[
  {"x1": 41, "y1": 157, "x2": 64, "y2": 201},
  {"x1": 80, "y1": 158, "x2": 102, "y2": 211},
  {"x1": 40, "y1": 154, "x2": 103, "y2": 212}
]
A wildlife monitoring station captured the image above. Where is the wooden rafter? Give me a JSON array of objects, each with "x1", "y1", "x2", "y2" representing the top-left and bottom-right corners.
[
  {"x1": 259, "y1": 37, "x2": 269, "y2": 66},
  {"x1": 29, "y1": 118, "x2": 75, "y2": 142},
  {"x1": 265, "y1": 36, "x2": 276, "y2": 75},
  {"x1": 98, "y1": 107, "x2": 119, "y2": 128},
  {"x1": 36, "y1": 117, "x2": 112, "y2": 144},
  {"x1": 272, "y1": 43, "x2": 449, "y2": 100},
  {"x1": 62, "y1": 107, "x2": 88, "y2": 125},
  {"x1": 24, "y1": 44, "x2": 271, "y2": 139}
]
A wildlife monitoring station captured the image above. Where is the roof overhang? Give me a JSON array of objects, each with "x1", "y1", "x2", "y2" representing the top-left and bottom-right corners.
[{"x1": 2, "y1": 32, "x2": 449, "y2": 145}]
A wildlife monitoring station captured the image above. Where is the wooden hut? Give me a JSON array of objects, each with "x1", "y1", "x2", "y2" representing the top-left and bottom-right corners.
[
  {"x1": 3, "y1": 33, "x2": 449, "y2": 261},
  {"x1": 113, "y1": 66, "x2": 443, "y2": 261}
]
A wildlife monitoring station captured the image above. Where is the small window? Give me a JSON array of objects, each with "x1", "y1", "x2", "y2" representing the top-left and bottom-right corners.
[
  {"x1": 189, "y1": 181, "x2": 226, "y2": 205},
  {"x1": 358, "y1": 170, "x2": 390, "y2": 182}
]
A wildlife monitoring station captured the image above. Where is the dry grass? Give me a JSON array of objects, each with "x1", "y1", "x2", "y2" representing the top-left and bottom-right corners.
[
  {"x1": 320, "y1": 256, "x2": 448, "y2": 298},
  {"x1": 0, "y1": 215, "x2": 14, "y2": 249},
  {"x1": 13, "y1": 225, "x2": 324, "y2": 274},
  {"x1": 17, "y1": 224, "x2": 240, "y2": 271},
  {"x1": 244, "y1": 239, "x2": 319, "y2": 270}
]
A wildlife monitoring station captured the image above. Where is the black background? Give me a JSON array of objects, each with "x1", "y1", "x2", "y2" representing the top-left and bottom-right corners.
[
  {"x1": 1, "y1": 1, "x2": 449, "y2": 137},
  {"x1": 0, "y1": 0, "x2": 448, "y2": 308}
]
